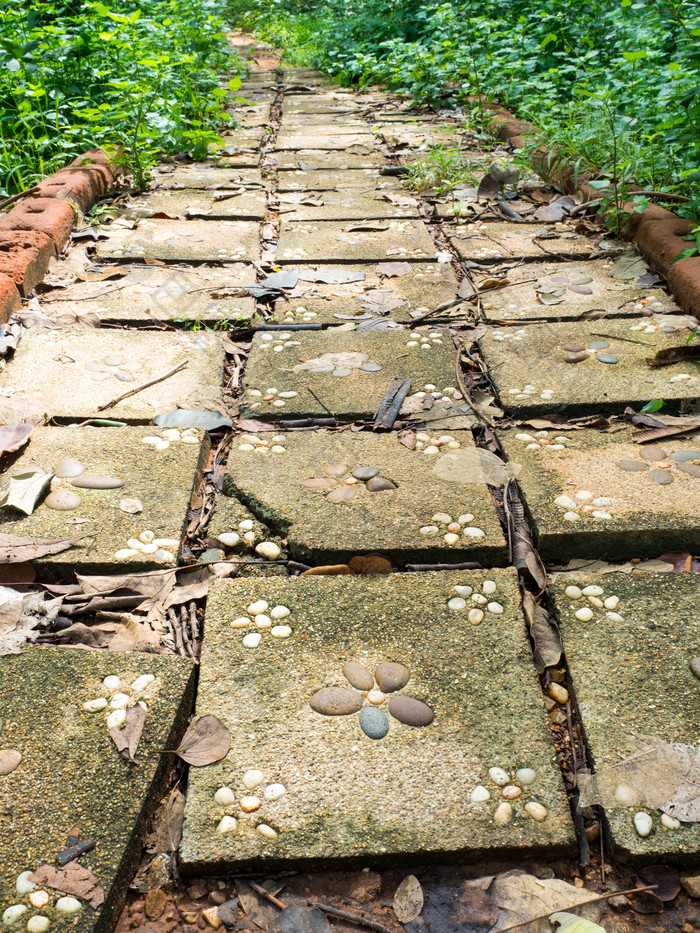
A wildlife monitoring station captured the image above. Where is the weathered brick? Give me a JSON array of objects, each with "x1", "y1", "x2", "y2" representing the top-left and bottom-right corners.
[
  {"x1": 0, "y1": 271, "x2": 21, "y2": 322},
  {"x1": 0, "y1": 230, "x2": 55, "y2": 296},
  {"x1": 0, "y1": 197, "x2": 76, "y2": 252}
]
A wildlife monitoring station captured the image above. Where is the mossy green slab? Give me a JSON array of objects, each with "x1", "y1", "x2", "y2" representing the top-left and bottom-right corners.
[
  {"x1": 150, "y1": 165, "x2": 263, "y2": 190},
  {"x1": 0, "y1": 647, "x2": 194, "y2": 933},
  {"x1": 553, "y1": 572, "x2": 700, "y2": 863},
  {"x1": 180, "y1": 571, "x2": 574, "y2": 872},
  {"x1": 450, "y1": 222, "x2": 597, "y2": 262},
  {"x1": 479, "y1": 260, "x2": 678, "y2": 322},
  {"x1": 0, "y1": 426, "x2": 206, "y2": 581},
  {"x1": 277, "y1": 219, "x2": 437, "y2": 264},
  {"x1": 272, "y1": 262, "x2": 458, "y2": 324},
  {"x1": 96, "y1": 220, "x2": 260, "y2": 264},
  {"x1": 498, "y1": 427, "x2": 700, "y2": 562},
  {"x1": 278, "y1": 192, "x2": 419, "y2": 222},
  {"x1": 224, "y1": 430, "x2": 506, "y2": 565},
  {"x1": 275, "y1": 132, "x2": 374, "y2": 151},
  {"x1": 240, "y1": 330, "x2": 454, "y2": 421},
  {"x1": 40, "y1": 265, "x2": 256, "y2": 326},
  {"x1": 277, "y1": 169, "x2": 397, "y2": 193},
  {"x1": 131, "y1": 188, "x2": 266, "y2": 221},
  {"x1": 0, "y1": 328, "x2": 225, "y2": 423},
  {"x1": 277, "y1": 149, "x2": 385, "y2": 171},
  {"x1": 480, "y1": 317, "x2": 700, "y2": 417}
]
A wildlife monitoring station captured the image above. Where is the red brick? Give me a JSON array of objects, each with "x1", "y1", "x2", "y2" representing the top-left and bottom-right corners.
[
  {"x1": 0, "y1": 272, "x2": 21, "y2": 323},
  {"x1": 0, "y1": 198, "x2": 76, "y2": 252},
  {"x1": 0, "y1": 230, "x2": 55, "y2": 296},
  {"x1": 33, "y1": 162, "x2": 116, "y2": 213}
]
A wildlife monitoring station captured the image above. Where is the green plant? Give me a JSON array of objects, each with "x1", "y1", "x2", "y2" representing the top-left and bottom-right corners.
[
  {"x1": 404, "y1": 145, "x2": 479, "y2": 194},
  {"x1": 674, "y1": 223, "x2": 700, "y2": 262}
]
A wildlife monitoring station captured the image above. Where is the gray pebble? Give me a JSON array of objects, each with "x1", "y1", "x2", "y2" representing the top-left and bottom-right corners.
[
  {"x1": 359, "y1": 707, "x2": 389, "y2": 740},
  {"x1": 374, "y1": 662, "x2": 409, "y2": 693},
  {"x1": 590, "y1": 341, "x2": 610, "y2": 350},
  {"x1": 343, "y1": 661, "x2": 374, "y2": 691},
  {"x1": 670, "y1": 449, "x2": 700, "y2": 463},
  {"x1": 388, "y1": 695, "x2": 434, "y2": 727},
  {"x1": 114, "y1": 371, "x2": 134, "y2": 383},
  {"x1": 690, "y1": 657, "x2": 700, "y2": 681},
  {"x1": 640, "y1": 446, "x2": 667, "y2": 461},
  {"x1": 360, "y1": 363, "x2": 382, "y2": 372},
  {"x1": 84, "y1": 362, "x2": 104, "y2": 372},
  {"x1": 678, "y1": 463, "x2": 700, "y2": 479},
  {"x1": 104, "y1": 355, "x2": 123, "y2": 366},
  {"x1": 649, "y1": 468, "x2": 674, "y2": 485},
  {"x1": 71, "y1": 475, "x2": 124, "y2": 489},
  {"x1": 352, "y1": 466, "x2": 379, "y2": 480},
  {"x1": 596, "y1": 353, "x2": 619, "y2": 364},
  {"x1": 44, "y1": 489, "x2": 81, "y2": 510},
  {"x1": 617, "y1": 460, "x2": 648, "y2": 472},
  {"x1": 366, "y1": 476, "x2": 397, "y2": 492},
  {"x1": 55, "y1": 457, "x2": 85, "y2": 479},
  {"x1": 309, "y1": 687, "x2": 362, "y2": 716},
  {"x1": 332, "y1": 368, "x2": 352, "y2": 377}
]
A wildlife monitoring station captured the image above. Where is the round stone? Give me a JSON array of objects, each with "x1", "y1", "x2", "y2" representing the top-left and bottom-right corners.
[
  {"x1": 271, "y1": 625, "x2": 292, "y2": 638},
  {"x1": 231, "y1": 616, "x2": 251, "y2": 629},
  {"x1": 27, "y1": 918, "x2": 50, "y2": 933},
  {"x1": 670, "y1": 449, "x2": 700, "y2": 462},
  {"x1": 678, "y1": 463, "x2": 700, "y2": 478},
  {"x1": 44, "y1": 489, "x2": 81, "y2": 510},
  {"x1": 554, "y1": 495, "x2": 578, "y2": 510},
  {"x1": 597, "y1": 353, "x2": 619, "y2": 364},
  {"x1": 257, "y1": 824, "x2": 278, "y2": 840},
  {"x1": 16, "y1": 871, "x2": 36, "y2": 894},
  {"x1": 489, "y1": 767, "x2": 510, "y2": 786},
  {"x1": 242, "y1": 632, "x2": 262, "y2": 648},
  {"x1": 470, "y1": 785, "x2": 490, "y2": 803},
  {"x1": 214, "y1": 787, "x2": 236, "y2": 807},
  {"x1": 468, "y1": 608, "x2": 484, "y2": 625},
  {"x1": 524, "y1": 801, "x2": 548, "y2": 822},
  {"x1": 359, "y1": 707, "x2": 389, "y2": 740},
  {"x1": 360, "y1": 363, "x2": 383, "y2": 372},
  {"x1": 104, "y1": 354, "x2": 123, "y2": 366},
  {"x1": 325, "y1": 463, "x2": 348, "y2": 477},
  {"x1": 374, "y1": 662, "x2": 410, "y2": 693},
  {"x1": 581, "y1": 585, "x2": 603, "y2": 596},
  {"x1": 454, "y1": 585, "x2": 473, "y2": 597},
  {"x1": 575, "y1": 607, "x2": 594, "y2": 622},
  {"x1": 366, "y1": 476, "x2": 397, "y2": 492},
  {"x1": 617, "y1": 459, "x2": 648, "y2": 472},
  {"x1": 604, "y1": 595, "x2": 619, "y2": 610},
  {"x1": 614, "y1": 783, "x2": 639, "y2": 807},
  {"x1": 271, "y1": 605, "x2": 290, "y2": 620},
  {"x1": 661, "y1": 814, "x2": 681, "y2": 830},
  {"x1": 248, "y1": 600, "x2": 268, "y2": 615},
  {"x1": 447, "y1": 597, "x2": 467, "y2": 610},
  {"x1": 0, "y1": 749, "x2": 21, "y2": 775},
  {"x1": 650, "y1": 468, "x2": 674, "y2": 485},
  {"x1": 343, "y1": 661, "x2": 374, "y2": 691},
  {"x1": 502, "y1": 785, "x2": 522, "y2": 800},
  {"x1": 55, "y1": 457, "x2": 85, "y2": 478},
  {"x1": 243, "y1": 769, "x2": 265, "y2": 789},
  {"x1": 71, "y1": 475, "x2": 123, "y2": 489},
  {"x1": 420, "y1": 525, "x2": 439, "y2": 535},
  {"x1": 516, "y1": 767, "x2": 536, "y2": 786},
  {"x1": 2, "y1": 906, "x2": 27, "y2": 925},
  {"x1": 494, "y1": 802, "x2": 513, "y2": 825},
  {"x1": 482, "y1": 580, "x2": 497, "y2": 595},
  {"x1": 217, "y1": 815, "x2": 238, "y2": 834},
  {"x1": 590, "y1": 340, "x2": 610, "y2": 350},
  {"x1": 103, "y1": 675, "x2": 120, "y2": 689},
  {"x1": 640, "y1": 445, "x2": 667, "y2": 461},
  {"x1": 487, "y1": 602, "x2": 504, "y2": 614},
  {"x1": 634, "y1": 811, "x2": 653, "y2": 837},
  {"x1": 240, "y1": 796, "x2": 262, "y2": 812},
  {"x1": 107, "y1": 709, "x2": 126, "y2": 729},
  {"x1": 564, "y1": 586, "x2": 582, "y2": 599},
  {"x1": 256, "y1": 542, "x2": 282, "y2": 560},
  {"x1": 565, "y1": 351, "x2": 588, "y2": 364},
  {"x1": 388, "y1": 695, "x2": 434, "y2": 727},
  {"x1": 264, "y1": 783, "x2": 286, "y2": 801},
  {"x1": 352, "y1": 466, "x2": 379, "y2": 480},
  {"x1": 56, "y1": 897, "x2": 82, "y2": 914},
  {"x1": 689, "y1": 657, "x2": 700, "y2": 680},
  {"x1": 444, "y1": 533, "x2": 459, "y2": 545},
  {"x1": 309, "y1": 687, "x2": 363, "y2": 716}
]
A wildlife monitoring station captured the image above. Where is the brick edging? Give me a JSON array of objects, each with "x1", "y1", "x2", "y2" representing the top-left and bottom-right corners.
[
  {"x1": 0, "y1": 149, "x2": 122, "y2": 320},
  {"x1": 477, "y1": 102, "x2": 700, "y2": 320}
]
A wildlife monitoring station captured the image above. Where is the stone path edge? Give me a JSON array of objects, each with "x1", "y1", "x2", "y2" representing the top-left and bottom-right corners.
[
  {"x1": 468, "y1": 97, "x2": 700, "y2": 321},
  {"x1": 0, "y1": 147, "x2": 122, "y2": 315}
]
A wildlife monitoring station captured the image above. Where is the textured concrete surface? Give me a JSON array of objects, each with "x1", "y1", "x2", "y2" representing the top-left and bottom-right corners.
[
  {"x1": 96, "y1": 220, "x2": 260, "y2": 263},
  {"x1": 450, "y1": 221, "x2": 597, "y2": 262},
  {"x1": 150, "y1": 166, "x2": 263, "y2": 189},
  {"x1": 277, "y1": 219, "x2": 437, "y2": 264},
  {"x1": 132, "y1": 188, "x2": 267, "y2": 221}
]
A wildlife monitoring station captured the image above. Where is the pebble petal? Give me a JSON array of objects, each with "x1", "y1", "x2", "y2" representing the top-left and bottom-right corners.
[
  {"x1": 487, "y1": 602, "x2": 503, "y2": 614},
  {"x1": 575, "y1": 607, "x2": 594, "y2": 622},
  {"x1": 516, "y1": 767, "x2": 536, "y2": 786},
  {"x1": 271, "y1": 605, "x2": 290, "y2": 619},
  {"x1": 270, "y1": 625, "x2": 292, "y2": 638},
  {"x1": 489, "y1": 767, "x2": 510, "y2": 786},
  {"x1": 470, "y1": 785, "x2": 490, "y2": 803},
  {"x1": 447, "y1": 597, "x2": 466, "y2": 610},
  {"x1": 310, "y1": 686, "x2": 363, "y2": 716},
  {"x1": 661, "y1": 813, "x2": 680, "y2": 830},
  {"x1": 217, "y1": 532, "x2": 240, "y2": 547},
  {"x1": 248, "y1": 600, "x2": 268, "y2": 615},
  {"x1": 44, "y1": 489, "x2": 81, "y2": 510},
  {"x1": 343, "y1": 661, "x2": 374, "y2": 691},
  {"x1": 650, "y1": 468, "x2": 674, "y2": 485},
  {"x1": 454, "y1": 585, "x2": 473, "y2": 597},
  {"x1": 16, "y1": 872, "x2": 36, "y2": 894},
  {"x1": 107, "y1": 709, "x2": 126, "y2": 729},
  {"x1": 242, "y1": 632, "x2": 262, "y2": 648},
  {"x1": 352, "y1": 466, "x2": 379, "y2": 480},
  {"x1": 482, "y1": 580, "x2": 497, "y2": 595},
  {"x1": 634, "y1": 811, "x2": 653, "y2": 837},
  {"x1": 27, "y1": 918, "x2": 50, "y2": 933},
  {"x1": 56, "y1": 897, "x2": 82, "y2": 915},
  {"x1": 55, "y1": 457, "x2": 85, "y2": 478},
  {"x1": 387, "y1": 695, "x2": 434, "y2": 727},
  {"x1": 240, "y1": 796, "x2": 262, "y2": 812},
  {"x1": 689, "y1": 657, "x2": 700, "y2": 680},
  {"x1": 366, "y1": 476, "x2": 397, "y2": 492},
  {"x1": 554, "y1": 495, "x2": 578, "y2": 510},
  {"x1": 83, "y1": 698, "x2": 108, "y2": 712},
  {"x1": 494, "y1": 802, "x2": 513, "y2": 825},
  {"x1": 524, "y1": 801, "x2": 548, "y2": 822},
  {"x1": 214, "y1": 787, "x2": 236, "y2": 806},
  {"x1": 565, "y1": 586, "x2": 582, "y2": 599},
  {"x1": 264, "y1": 783, "x2": 286, "y2": 801},
  {"x1": 256, "y1": 542, "x2": 282, "y2": 559},
  {"x1": 581, "y1": 585, "x2": 603, "y2": 596},
  {"x1": 468, "y1": 608, "x2": 484, "y2": 625},
  {"x1": 618, "y1": 459, "x2": 649, "y2": 472},
  {"x1": 359, "y1": 707, "x2": 389, "y2": 740},
  {"x1": 71, "y1": 475, "x2": 123, "y2": 489},
  {"x1": 257, "y1": 824, "x2": 278, "y2": 840},
  {"x1": 374, "y1": 662, "x2": 410, "y2": 693},
  {"x1": 243, "y1": 769, "x2": 265, "y2": 789},
  {"x1": 103, "y1": 675, "x2": 120, "y2": 689},
  {"x1": 2, "y1": 906, "x2": 28, "y2": 925},
  {"x1": 217, "y1": 816, "x2": 238, "y2": 833},
  {"x1": 613, "y1": 783, "x2": 639, "y2": 807}
]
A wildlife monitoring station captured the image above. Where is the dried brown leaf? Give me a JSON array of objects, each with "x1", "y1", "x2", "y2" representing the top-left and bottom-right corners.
[
  {"x1": 394, "y1": 875, "x2": 424, "y2": 924},
  {"x1": 0, "y1": 423, "x2": 33, "y2": 456},
  {"x1": 175, "y1": 714, "x2": 231, "y2": 766},
  {"x1": 433, "y1": 448, "x2": 519, "y2": 486},
  {"x1": 110, "y1": 704, "x2": 147, "y2": 763},
  {"x1": 29, "y1": 863, "x2": 104, "y2": 909}
]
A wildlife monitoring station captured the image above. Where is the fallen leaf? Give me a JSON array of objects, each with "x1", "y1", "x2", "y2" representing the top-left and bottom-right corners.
[
  {"x1": 660, "y1": 742, "x2": 700, "y2": 822},
  {"x1": 29, "y1": 862, "x2": 104, "y2": 909},
  {"x1": 272, "y1": 906, "x2": 332, "y2": 933},
  {"x1": 394, "y1": 875, "x2": 424, "y2": 924},
  {"x1": 348, "y1": 554, "x2": 393, "y2": 575},
  {"x1": 119, "y1": 498, "x2": 143, "y2": 514},
  {"x1": 405, "y1": 877, "x2": 497, "y2": 933},
  {"x1": 645, "y1": 344, "x2": 700, "y2": 367},
  {"x1": 376, "y1": 261, "x2": 411, "y2": 277},
  {"x1": 636, "y1": 865, "x2": 680, "y2": 902},
  {"x1": 476, "y1": 173, "x2": 501, "y2": 200},
  {"x1": 175, "y1": 714, "x2": 231, "y2": 766},
  {"x1": 110, "y1": 705, "x2": 147, "y2": 763},
  {"x1": 433, "y1": 448, "x2": 519, "y2": 486},
  {"x1": 0, "y1": 469, "x2": 54, "y2": 515},
  {"x1": 0, "y1": 588, "x2": 63, "y2": 655},
  {"x1": 237, "y1": 880, "x2": 281, "y2": 933},
  {"x1": 610, "y1": 254, "x2": 648, "y2": 280},
  {"x1": 550, "y1": 913, "x2": 607, "y2": 933},
  {"x1": 299, "y1": 269, "x2": 366, "y2": 284},
  {"x1": 522, "y1": 591, "x2": 562, "y2": 672},
  {"x1": 488, "y1": 873, "x2": 604, "y2": 933},
  {"x1": 346, "y1": 221, "x2": 390, "y2": 232},
  {"x1": 0, "y1": 423, "x2": 33, "y2": 456}
]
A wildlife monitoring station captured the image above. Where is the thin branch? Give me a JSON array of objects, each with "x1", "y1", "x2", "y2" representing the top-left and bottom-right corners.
[{"x1": 97, "y1": 360, "x2": 188, "y2": 411}]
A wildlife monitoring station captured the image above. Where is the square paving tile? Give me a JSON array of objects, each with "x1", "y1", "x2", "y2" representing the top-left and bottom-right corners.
[
  {"x1": 96, "y1": 220, "x2": 260, "y2": 263},
  {"x1": 131, "y1": 188, "x2": 266, "y2": 221},
  {"x1": 272, "y1": 262, "x2": 459, "y2": 324},
  {"x1": 450, "y1": 222, "x2": 597, "y2": 262},
  {"x1": 498, "y1": 427, "x2": 700, "y2": 562},
  {"x1": 277, "y1": 219, "x2": 437, "y2": 264},
  {"x1": 0, "y1": 426, "x2": 206, "y2": 579},
  {"x1": 39, "y1": 265, "x2": 256, "y2": 326},
  {"x1": 180, "y1": 570, "x2": 574, "y2": 871},
  {"x1": 278, "y1": 120, "x2": 369, "y2": 134},
  {"x1": 479, "y1": 260, "x2": 678, "y2": 322},
  {"x1": 0, "y1": 648, "x2": 194, "y2": 932},
  {"x1": 379, "y1": 123, "x2": 461, "y2": 149},
  {"x1": 480, "y1": 317, "x2": 700, "y2": 417},
  {"x1": 151, "y1": 165, "x2": 263, "y2": 190},
  {"x1": 275, "y1": 132, "x2": 374, "y2": 150},
  {"x1": 277, "y1": 190, "x2": 419, "y2": 222},
  {"x1": 277, "y1": 169, "x2": 397, "y2": 193},
  {"x1": 282, "y1": 95, "x2": 362, "y2": 115},
  {"x1": 277, "y1": 149, "x2": 385, "y2": 171},
  {"x1": 224, "y1": 430, "x2": 506, "y2": 564},
  {"x1": 240, "y1": 330, "x2": 454, "y2": 420},
  {"x1": 0, "y1": 328, "x2": 225, "y2": 423},
  {"x1": 553, "y1": 572, "x2": 700, "y2": 861}
]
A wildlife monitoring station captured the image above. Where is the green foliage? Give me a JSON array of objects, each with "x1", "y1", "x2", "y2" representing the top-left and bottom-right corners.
[
  {"x1": 403, "y1": 146, "x2": 478, "y2": 194},
  {"x1": 0, "y1": 0, "x2": 240, "y2": 195},
  {"x1": 233, "y1": 0, "x2": 700, "y2": 204}
]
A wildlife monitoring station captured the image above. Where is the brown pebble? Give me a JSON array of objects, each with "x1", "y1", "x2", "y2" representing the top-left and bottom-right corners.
[
  {"x1": 144, "y1": 889, "x2": 167, "y2": 921},
  {"x1": 343, "y1": 661, "x2": 374, "y2": 691},
  {"x1": 690, "y1": 658, "x2": 700, "y2": 681},
  {"x1": 309, "y1": 686, "x2": 363, "y2": 716},
  {"x1": 387, "y1": 694, "x2": 434, "y2": 727},
  {"x1": 374, "y1": 661, "x2": 410, "y2": 693},
  {"x1": 130, "y1": 913, "x2": 144, "y2": 929},
  {"x1": 548, "y1": 683, "x2": 569, "y2": 704},
  {"x1": 562, "y1": 344, "x2": 586, "y2": 352},
  {"x1": 366, "y1": 476, "x2": 397, "y2": 492},
  {"x1": 565, "y1": 352, "x2": 588, "y2": 364},
  {"x1": 640, "y1": 445, "x2": 667, "y2": 461},
  {"x1": 617, "y1": 459, "x2": 648, "y2": 472},
  {"x1": 324, "y1": 463, "x2": 348, "y2": 477},
  {"x1": 326, "y1": 484, "x2": 359, "y2": 503},
  {"x1": 202, "y1": 906, "x2": 223, "y2": 929},
  {"x1": 209, "y1": 892, "x2": 227, "y2": 906},
  {"x1": 585, "y1": 821, "x2": 601, "y2": 842},
  {"x1": 678, "y1": 463, "x2": 700, "y2": 479}
]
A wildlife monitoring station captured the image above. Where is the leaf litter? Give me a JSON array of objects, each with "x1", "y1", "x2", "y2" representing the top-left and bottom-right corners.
[
  {"x1": 174, "y1": 714, "x2": 231, "y2": 766},
  {"x1": 433, "y1": 448, "x2": 520, "y2": 485}
]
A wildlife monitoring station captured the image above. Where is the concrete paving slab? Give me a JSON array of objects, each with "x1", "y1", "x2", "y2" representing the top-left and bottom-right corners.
[
  {"x1": 180, "y1": 570, "x2": 573, "y2": 871},
  {"x1": 553, "y1": 572, "x2": 700, "y2": 862},
  {"x1": 151, "y1": 165, "x2": 263, "y2": 190},
  {"x1": 39, "y1": 265, "x2": 256, "y2": 326},
  {"x1": 283, "y1": 95, "x2": 361, "y2": 114},
  {"x1": 224, "y1": 429, "x2": 506, "y2": 564},
  {"x1": 480, "y1": 317, "x2": 700, "y2": 417},
  {"x1": 0, "y1": 647, "x2": 194, "y2": 931},
  {"x1": 96, "y1": 220, "x2": 260, "y2": 264},
  {"x1": 0, "y1": 425, "x2": 205, "y2": 579},
  {"x1": 277, "y1": 190, "x2": 419, "y2": 222},
  {"x1": 277, "y1": 169, "x2": 397, "y2": 192},
  {"x1": 479, "y1": 260, "x2": 679, "y2": 322},
  {"x1": 207, "y1": 495, "x2": 287, "y2": 570},
  {"x1": 277, "y1": 150, "x2": 385, "y2": 171},
  {"x1": 240, "y1": 330, "x2": 454, "y2": 420},
  {"x1": 219, "y1": 126, "x2": 269, "y2": 148},
  {"x1": 498, "y1": 426, "x2": 700, "y2": 561},
  {"x1": 0, "y1": 328, "x2": 225, "y2": 423},
  {"x1": 276, "y1": 132, "x2": 374, "y2": 150},
  {"x1": 272, "y1": 262, "x2": 459, "y2": 324},
  {"x1": 378, "y1": 123, "x2": 461, "y2": 149},
  {"x1": 130, "y1": 188, "x2": 266, "y2": 221},
  {"x1": 278, "y1": 120, "x2": 369, "y2": 134},
  {"x1": 277, "y1": 219, "x2": 437, "y2": 264},
  {"x1": 450, "y1": 222, "x2": 597, "y2": 262}
]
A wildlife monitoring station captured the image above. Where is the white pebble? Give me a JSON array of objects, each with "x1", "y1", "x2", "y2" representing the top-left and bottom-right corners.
[
  {"x1": 115, "y1": 548, "x2": 139, "y2": 559},
  {"x1": 279, "y1": 391, "x2": 297, "y2": 398},
  {"x1": 588, "y1": 596, "x2": 604, "y2": 608},
  {"x1": 576, "y1": 490, "x2": 592, "y2": 500},
  {"x1": 447, "y1": 597, "x2": 466, "y2": 610},
  {"x1": 575, "y1": 607, "x2": 593, "y2": 622},
  {"x1": 271, "y1": 605, "x2": 290, "y2": 619},
  {"x1": 214, "y1": 787, "x2": 236, "y2": 806},
  {"x1": 107, "y1": 709, "x2": 126, "y2": 729},
  {"x1": 634, "y1": 812, "x2": 653, "y2": 837},
  {"x1": 271, "y1": 625, "x2": 292, "y2": 638},
  {"x1": 141, "y1": 543, "x2": 158, "y2": 554},
  {"x1": 255, "y1": 614, "x2": 272, "y2": 629},
  {"x1": 242, "y1": 632, "x2": 262, "y2": 648},
  {"x1": 240, "y1": 795, "x2": 262, "y2": 812},
  {"x1": 468, "y1": 608, "x2": 484, "y2": 625},
  {"x1": 243, "y1": 769, "x2": 265, "y2": 789},
  {"x1": 582, "y1": 585, "x2": 603, "y2": 596},
  {"x1": 27, "y1": 918, "x2": 50, "y2": 933},
  {"x1": 606, "y1": 611, "x2": 624, "y2": 622},
  {"x1": 16, "y1": 872, "x2": 36, "y2": 894},
  {"x1": 162, "y1": 429, "x2": 180, "y2": 441},
  {"x1": 563, "y1": 511, "x2": 580, "y2": 522},
  {"x1": 614, "y1": 784, "x2": 639, "y2": 807},
  {"x1": 256, "y1": 542, "x2": 282, "y2": 560},
  {"x1": 482, "y1": 580, "x2": 497, "y2": 595},
  {"x1": 454, "y1": 585, "x2": 473, "y2": 597},
  {"x1": 444, "y1": 533, "x2": 459, "y2": 545},
  {"x1": 244, "y1": 531, "x2": 256, "y2": 543},
  {"x1": 524, "y1": 801, "x2": 548, "y2": 822},
  {"x1": 420, "y1": 525, "x2": 439, "y2": 535},
  {"x1": 516, "y1": 767, "x2": 536, "y2": 786},
  {"x1": 471, "y1": 593, "x2": 488, "y2": 605},
  {"x1": 423, "y1": 445, "x2": 439, "y2": 455},
  {"x1": 142, "y1": 436, "x2": 161, "y2": 445},
  {"x1": 257, "y1": 824, "x2": 278, "y2": 839},
  {"x1": 218, "y1": 532, "x2": 241, "y2": 547},
  {"x1": 27, "y1": 894, "x2": 48, "y2": 910},
  {"x1": 516, "y1": 433, "x2": 535, "y2": 442},
  {"x1": 56, "y1": 897, "x2": 82, "y2": 915},
  {"x1": 240, "y1": 519, "x2": 255, "y2": 532},
  {"x1": 487, "y1": 602, "x2": 504, "y2": 614},
  {"x1": 131, "y1": 674, "x2": 155, "y2": 692},
  {"x1": 565, "y1": 586, "x2": 582, "y2": 599},
  {"x1": 248, "y1": 600, "x2": 268, "y2": 615},
  {"x1": 592, "y1": 511, "x2": 612, "y2": 520},
  {"x1": 470, "y1": 785, "x2": 490, "y2": 803},
  {"x1": 103, "y1": 675, "x2": 120, "y2": 689},
  {"x1": 110, "y1": 692, "x2": 130, "y2": 710},
  {"x1": 239, "y1": 443, "x2": 255, "y2": 451},
  {"x1": 2, "y1": 906, "x2": 28, "y2": 925},
  {"x1": 604, "y1": 595, "x2": 619, "y2": 610},
  {"x1": 153, "y1": 539, "x2": 179, "y2": 549},
  {"x1": 83, "y1": 698, "x2": 108, "y2": 712},
  {"x1": 127, "y1": 538, "x2": 144, "y2": 550},
  {"x1": 463, "y1": 527, "x2": 485, "y2": 538},
  {"x1": 231, "y1": 616, "x2": 251, "y2": 628},
  {"x1": 661, "y1": 813, "x2": 680, "y2": 830},
  {"x1": 593, "y1": 497, "x2": 614, "y2": 507},
  {"x1": 271, "y1": 446, "x2": 286, "y2": 453},
  {"x1": 493, "y1": 802, "x2": 513, "y2": 825},
  {"x1": 489, "y1": 767, "x2": 510, "y2": 786},
  {"x1": 217, "y1": 816, "x2": 238, "y2": 833},
  {"x1": 264, "y1": 783, "x2": 286, "y2": 801},
  {"x1": 458, "y1": 514, "x2": 474, "y2": 524}
]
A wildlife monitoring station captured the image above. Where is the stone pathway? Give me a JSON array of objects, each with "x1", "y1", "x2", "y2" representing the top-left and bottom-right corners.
[{"x1": 1, "y1": 53, "x2": 699, "y2": 932}]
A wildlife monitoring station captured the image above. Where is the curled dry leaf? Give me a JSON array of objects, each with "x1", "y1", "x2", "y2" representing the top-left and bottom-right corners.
[
  {"x1": 394, "y1": 875, "x2": 424, "y2": 924},
  {"x1": 433, "y1": 448, "x2": 519, "y2": 486},
  {"x1": 110, "y1": 704, "x2": 147, "y2": 763},
  {"x1": 28, "y1": 862, "x2": 104, "y2": 910},
  {"x1": 175, "y1": 714, "x2": 231, "y2": 766},
  {"x1": 348, "y1": 554, "x2": 393, "y2": 575},
  {"x1": 0, "y1": 423, "x2": 33, "y2": 456},
  {"x1": 301, "y1": 564, "x2": 355, "y2": 576},
  {"x1": 0, "y1": 469, "x2": 54, "y2": 515}
]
